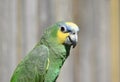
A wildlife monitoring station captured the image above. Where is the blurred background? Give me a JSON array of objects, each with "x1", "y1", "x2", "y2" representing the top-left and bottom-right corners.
[{"x1": 0, "y1": 0, "x2": 119, "y2": 82}]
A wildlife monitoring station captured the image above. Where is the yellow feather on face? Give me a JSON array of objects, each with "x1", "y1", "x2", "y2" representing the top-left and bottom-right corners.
[{"x1": 57, "y1": 29, "x2": 69, "y2": 44}]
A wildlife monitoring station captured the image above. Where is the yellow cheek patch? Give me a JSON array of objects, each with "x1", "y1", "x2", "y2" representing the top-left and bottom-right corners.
[
  {"x1": 66, "y1": 22, "x2": 78, "y2": 29},
  {"x1": 57, "y1": 30, "x2": 69, "y2": 44}
]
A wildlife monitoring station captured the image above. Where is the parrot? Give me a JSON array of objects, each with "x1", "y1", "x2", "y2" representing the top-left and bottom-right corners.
[{"x1": 10, "y1": 21, "x2": 79, "y2": 82}]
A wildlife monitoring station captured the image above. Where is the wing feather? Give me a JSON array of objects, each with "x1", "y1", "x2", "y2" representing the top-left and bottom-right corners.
[{"x1": 11, "y1": 45, "x2": 49, "y2": 82}]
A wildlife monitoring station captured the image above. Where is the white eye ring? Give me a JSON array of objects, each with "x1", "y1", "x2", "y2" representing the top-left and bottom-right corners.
[{"x1": 60, "y1": 26, "x2": 67, "y2": 32}]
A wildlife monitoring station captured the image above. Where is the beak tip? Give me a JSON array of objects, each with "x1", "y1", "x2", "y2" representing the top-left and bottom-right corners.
[{"x1": 72, "y1": 42, "x2": 76, "y2": 48}]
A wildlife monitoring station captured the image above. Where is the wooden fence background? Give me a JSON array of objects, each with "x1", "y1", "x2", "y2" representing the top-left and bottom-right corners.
[{"x1": 0, "y1": 0, "x2": 119, "y2": 82}]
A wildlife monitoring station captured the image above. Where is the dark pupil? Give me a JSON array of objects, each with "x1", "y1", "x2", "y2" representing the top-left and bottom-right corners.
[{"x1": 61, "y1": 27, "x2": 65, "y2": 32}]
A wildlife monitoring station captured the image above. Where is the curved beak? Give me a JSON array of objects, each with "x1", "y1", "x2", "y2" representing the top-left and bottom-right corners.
[
  {"x1": 65, "y1": 33, "x2": 78, "y2": 48},
  {"x1": 68, "y1": 36, "x2": 77, "y2": 48}
]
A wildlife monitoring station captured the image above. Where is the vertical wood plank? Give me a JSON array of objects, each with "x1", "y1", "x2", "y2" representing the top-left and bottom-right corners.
[
  {"x1": 23, "y1": 0, "x2": 38, "y2": 52},
  {"x1": 17, "y1": 0, "x2": 22, "y2": 62},
  {"x1": 53, "y1": 0, "x2": 73, "y2": 21},
  {"x1": 111, "y1": 0, "x2": 120, "y2": 82},
  {"x1": 37, "y1": 0, "x2": 54, "y2": 39},
  {"x1": 78, "y1": 0, "x2": 96, "y2": 82},
  {"x1": 0, "y1": 0, "x2": 17, "y2": 82},
  {"x1": 78, "y1": 0, "x2": 111, "y2": 82},
  {"x1": 21, "y1": 0, "x2": 38, "y2": 57},
  {"x1": 92, "y1": 1, "x2": 111, "y2": 82}
]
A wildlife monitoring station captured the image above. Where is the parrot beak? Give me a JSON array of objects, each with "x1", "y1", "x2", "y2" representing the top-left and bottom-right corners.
[
  {"x1": 69, "y1": 37, "x2": 77, "y2": 48},
  {"x1": 65, "y1": 33, "x2": 78, "y2": 48}
]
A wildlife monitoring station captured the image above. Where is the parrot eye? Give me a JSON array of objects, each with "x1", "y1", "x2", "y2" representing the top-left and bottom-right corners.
[{"x1": 60, "y1": 26, "x2": 66, "y2": 32}]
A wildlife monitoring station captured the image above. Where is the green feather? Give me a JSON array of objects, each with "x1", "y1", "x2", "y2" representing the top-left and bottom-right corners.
[{"x1": 11, "y1": 45, "x2": 49, "y2": 82}]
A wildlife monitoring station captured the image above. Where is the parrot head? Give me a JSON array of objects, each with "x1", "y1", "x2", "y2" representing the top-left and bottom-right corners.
[
  {"x1": 42, "y1": 21, "x2": 79, "y2": 48},
  {"x1": 56, "y1": 22, "x2": 79, "y2": 48}
]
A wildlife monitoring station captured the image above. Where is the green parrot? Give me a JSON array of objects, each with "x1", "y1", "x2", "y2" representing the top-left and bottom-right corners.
[{"x1": 11, "y1": 21, "x2": 79, "y2": 82}]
